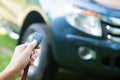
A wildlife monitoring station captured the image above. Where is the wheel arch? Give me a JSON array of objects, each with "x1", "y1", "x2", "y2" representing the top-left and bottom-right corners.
[{"x1": 17, "y1": 11, "x2": 48, "y2": 44}]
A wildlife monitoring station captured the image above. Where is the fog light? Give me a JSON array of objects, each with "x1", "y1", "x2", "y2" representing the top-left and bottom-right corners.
[{"x1": 78, "y1": 47, "x2": 96, "y2": 60}]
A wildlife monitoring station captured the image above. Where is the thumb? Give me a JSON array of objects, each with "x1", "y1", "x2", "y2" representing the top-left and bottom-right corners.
[{"x1": 23, "y1": 40, "x2": 37, "y2": 55}]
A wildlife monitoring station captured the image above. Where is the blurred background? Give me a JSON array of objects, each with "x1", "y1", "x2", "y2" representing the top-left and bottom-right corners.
[{"x1": 0, "y1": 0, "x2": 120, "y2": 80}]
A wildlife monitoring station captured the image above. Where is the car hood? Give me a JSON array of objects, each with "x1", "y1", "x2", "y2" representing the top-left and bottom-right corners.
[{"x1": 95, "y1": 0, "x2": 120, "y2": 10}]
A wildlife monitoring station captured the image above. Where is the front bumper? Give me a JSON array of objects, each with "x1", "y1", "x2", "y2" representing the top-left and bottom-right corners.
[
  {"x1": 51, "y1": 17, "x2": 120, "y2": 77},
  {"x1": 69, "y1": 34, "x2": 120, "y2": 77}
]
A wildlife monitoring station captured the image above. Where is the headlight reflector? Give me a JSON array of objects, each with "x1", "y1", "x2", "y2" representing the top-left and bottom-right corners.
[{"x1": 65, "y1": 6, "x2": 102, "y2": 37}]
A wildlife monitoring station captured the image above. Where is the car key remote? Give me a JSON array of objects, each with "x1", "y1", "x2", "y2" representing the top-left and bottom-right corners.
[
  {"x1": 31, "y1": 32, "x2": 43, "y2": 48},
  {"x1": 22, "y1": 32, "x2": 42, "y2": 80}
]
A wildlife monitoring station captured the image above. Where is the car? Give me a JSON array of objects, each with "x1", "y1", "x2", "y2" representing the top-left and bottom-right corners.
[{"x1": 0, "y1": 0, "x2": 120, "y2": 80}]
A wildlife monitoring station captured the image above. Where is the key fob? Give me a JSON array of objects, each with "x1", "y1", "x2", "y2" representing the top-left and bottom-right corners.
[{"x1": 31, "y1": 32, "x2": 43, "y2": 48}]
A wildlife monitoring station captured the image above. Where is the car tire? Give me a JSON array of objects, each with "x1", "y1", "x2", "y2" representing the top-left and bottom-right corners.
[{"x1": 20, "y1": 23, "x2": 58, "y2": 80}]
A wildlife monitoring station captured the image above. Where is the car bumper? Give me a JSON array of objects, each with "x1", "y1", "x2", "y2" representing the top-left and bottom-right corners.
[
  {"x1": 66, "y1": 34, "x2": 120, "y2": 77},
  {"x1": 51, "y1": 17, "x2": 120, "y2": 77}
]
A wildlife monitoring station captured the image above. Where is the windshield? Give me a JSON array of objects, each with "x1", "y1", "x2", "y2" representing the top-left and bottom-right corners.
[{"x1": 95, "y1": 0, "x2": 120, "y2": 10}]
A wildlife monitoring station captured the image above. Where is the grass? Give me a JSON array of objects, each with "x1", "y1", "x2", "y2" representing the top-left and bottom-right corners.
[
  {"x1": 0, "y1": 33, "x2": 21, "y2": 80},
  {"x1": 0, "y1": 33, "x2": 16, "y2": 72},
  {"x1": 0, "y1": 34, "x2": 16, "y2": 71},
  {"x1": 0, "y1": 51, "x2": 11, "y2": 71},
  {"x1": 0, "y1": 34, "x2": 17, "y2": 50}
]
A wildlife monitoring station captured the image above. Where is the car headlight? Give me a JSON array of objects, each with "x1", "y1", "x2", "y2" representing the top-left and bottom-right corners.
[{"x1": 65, "y1": 5, "x2": 102, "y2": 37}]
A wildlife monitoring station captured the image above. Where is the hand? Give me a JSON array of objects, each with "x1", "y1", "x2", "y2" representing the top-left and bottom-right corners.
[
  {"x1": 8, "y1": 40, "x2": 38, "y2": 77},
  {"x1": 10, "y1": 40, "x2": 36, "y2": 69},
  {"x1": 0, "y1": 40, "x2": 40, "y2": 80}
]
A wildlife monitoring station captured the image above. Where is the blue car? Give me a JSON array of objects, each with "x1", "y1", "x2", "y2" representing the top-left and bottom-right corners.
[{"x1": 0, "y1": 0, "x2": 120, "y2": 80}]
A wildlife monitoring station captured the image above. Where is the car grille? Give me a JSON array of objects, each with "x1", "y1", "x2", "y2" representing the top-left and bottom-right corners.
[
  {"x1": 106, "y1": 25, "x2": 120, "y2": 43},
  {"x1": 100, "y1": 16, "x2": 120, "y2": 69},
  {"x1": 101, "y1": 55, "x2": 120, "y2": 69},
  {"x1": 100, "y1": 16, "x2": 120, "y2": 43}
]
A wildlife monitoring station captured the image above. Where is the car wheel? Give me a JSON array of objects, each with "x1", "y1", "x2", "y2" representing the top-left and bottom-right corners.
[{"x1": 20, "y1": 23, "x2": 58, "y2": 80}]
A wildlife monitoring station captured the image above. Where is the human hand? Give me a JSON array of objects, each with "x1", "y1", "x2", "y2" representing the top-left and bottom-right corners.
[
  {"x1": 0, "y1": 40, "x2": 40, "y2": 80},
  {"x1": 7, "y1": 40, "x2": 39, "y2": 77}
]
